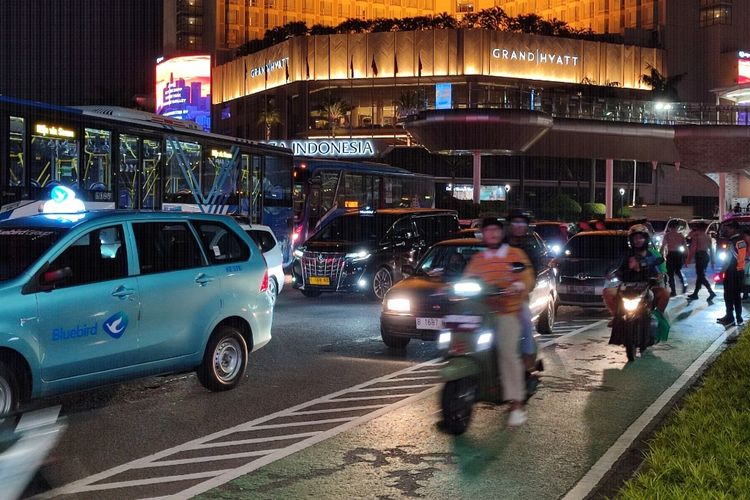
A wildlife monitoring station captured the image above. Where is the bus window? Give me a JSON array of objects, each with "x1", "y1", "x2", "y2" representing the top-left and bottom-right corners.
[
  {"x1": 84, "y1": 128, "x2": 111, "y2": 193},
  {"x1": 142, "y1": 139, "x2": 161, "y2": 209},
  {"x1": 263, "y1": 154, "x2": 291, "y2": 206},
  {"x1": 308, "y1": 170, "x2": 340, "y2": 229},
  {"x1": 7, "y1": 116, "x2": 24, "y2": 187},
  {"x1": 292, "y1": 166, "x2": 309, "y2": 221},
  {"x1": 203, "y1": 147, "x2": 238, "y2": 202},
  {"x1": 118, "y1": 134, "x2": 139, "y2": 208},
  {"x1": 30, "y1": 123, "x2": 79, "y2": 189},
  {"x1": 164, "y1": 140, "x2": 201, "y2": 203}
]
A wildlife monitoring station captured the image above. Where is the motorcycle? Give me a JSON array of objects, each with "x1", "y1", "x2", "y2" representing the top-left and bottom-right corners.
[
  {"x1": 609, "y1": 277, "x2": 663, "y2": 362},
  {"x1": 438, "y1": 274, "x2": 543, "y2": 436}
]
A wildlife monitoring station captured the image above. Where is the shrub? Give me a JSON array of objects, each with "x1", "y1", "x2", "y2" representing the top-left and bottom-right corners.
[
  {"x1": 582, "y1": 202, "x2": 606, "y2": 219},
  {"x1": 617, "y1": 205, "x2": 632, "y2": 218},
  {"x1": 538, "y1": 194, "x2": 582, "y2": 221}
]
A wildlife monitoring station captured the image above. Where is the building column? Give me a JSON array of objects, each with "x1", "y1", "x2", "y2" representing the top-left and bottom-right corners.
[
  {"x1": 719, "y1": 172, "x2": 726, "y2": 220},
  {"x1": 605, "y1": 158, "x2": 614, "y2": 218},
  {"x1": 473, "y1": 152, "x2": 482, "y2": 205},
  {"x1": 589, "y1": 158, "x2": 596, "y2": 203}
]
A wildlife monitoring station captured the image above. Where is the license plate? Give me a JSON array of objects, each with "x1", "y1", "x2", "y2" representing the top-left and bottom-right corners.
[
  {"x1": 416, "y1": 317, "x2": 444, "y2": 330},
  {"x1": 564, "y1": 285, "x2": 595, "y2": 294},
  {"x1": 308, "y1": 276, "x2": 330, "y2": 286}
]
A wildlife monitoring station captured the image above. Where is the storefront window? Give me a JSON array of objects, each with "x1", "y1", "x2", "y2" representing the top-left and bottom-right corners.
[
  {"x1": 30, "y1": 123, "x2": 79, "y2": 189},
  {"x1": 165, "y1": 140, "x2": 201, "y2": 203},
  {"x1": 7, "y1": 116, "x2": 24, "y2": 187}
]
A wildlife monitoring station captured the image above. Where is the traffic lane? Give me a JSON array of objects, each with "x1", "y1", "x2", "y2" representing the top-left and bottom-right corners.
[
  {"x1": 24, "y1": 289, "x2": 436, "y2": 497},
  {"x1": 196, "y1": 298, "x2": 730, "y2": 500}
]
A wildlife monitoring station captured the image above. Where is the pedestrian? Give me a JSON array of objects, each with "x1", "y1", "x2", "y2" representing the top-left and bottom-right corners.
[
  {"x1": 734, "y1": 202, "x2": 742, "y2": 214},
  {"x1": 686, "y1": 221, "x2": 716, "y2": 302},
  {"x1": 661, "y1": 223, "x2": 687, "y2": 296},
  {"x1": 717, "y1": 220, "x2": 746, "y2": 326}
]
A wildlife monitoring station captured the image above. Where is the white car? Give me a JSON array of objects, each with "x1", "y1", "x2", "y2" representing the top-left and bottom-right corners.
[{"x1": 241, "y1": 224, "x2": 285, "y2": 304}]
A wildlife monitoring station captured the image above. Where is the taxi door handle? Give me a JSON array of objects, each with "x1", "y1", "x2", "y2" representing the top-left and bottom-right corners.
[
  {"x1": 111, "y1": 286, "x2": 135, "y2": 300},
  {"x1": 195, "y1": 274, "x2": 215, "y2": 286}
]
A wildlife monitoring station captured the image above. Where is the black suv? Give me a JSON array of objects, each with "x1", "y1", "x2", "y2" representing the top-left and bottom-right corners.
[{"x1": 291, "y1": 209, "x2": 459, "y2": 300}]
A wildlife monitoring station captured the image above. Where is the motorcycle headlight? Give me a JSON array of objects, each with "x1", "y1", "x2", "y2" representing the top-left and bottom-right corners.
[
  {"x1": 476, "y1": 331, "x2": 494, "y2": 351},
  {"x1": 346, "y1": 250, "x2": 371, "y2": 261},
  {"x1": 438, "y1": 331, "x2": 451, "y2": 350},
  {"x1": 719, "y1": 251, "x2": 727, "y2": 262},
  {"x1": 679, "y1": 245, "x2": 686, "y2": 253},
  {"x1": 454, "y1": 281, "x2": 482, "y2": 296},
  {"x1": 622, "y1": 297, "x2": 641, "y2": 312},
  {"x1": 386, "y1": 298, "x2": 411, "y2": 312},
  {"x1": 293, "y1": 249, "x2": 304, "y2": 259}
]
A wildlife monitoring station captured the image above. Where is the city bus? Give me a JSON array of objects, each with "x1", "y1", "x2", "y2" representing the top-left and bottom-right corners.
[
  {"x1": 291, "y1": 158, "x2": 435, "y2": 249},
  {"x1": 0, "y1": 96, "x2": 294, "y2": 260}
]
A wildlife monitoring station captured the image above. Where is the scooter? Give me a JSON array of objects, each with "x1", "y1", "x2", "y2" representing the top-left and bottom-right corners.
[
  {"x1": 609, "y1": 278, "x2": 662, "y2": 362},
  {"x1": 438, "y1": 276, "x2": 543, "y2": 435}
]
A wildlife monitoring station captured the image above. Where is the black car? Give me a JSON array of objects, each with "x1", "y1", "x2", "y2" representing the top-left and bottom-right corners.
[
  {"x1": 554, "y1": 230, "x2": 630, "y2": 307},
  {"x1": 291, "y1": 209, "x2": 459, "y2": 300},
  {"x1": 380, "y1": 238, "x2": 558, "y2": 348}
]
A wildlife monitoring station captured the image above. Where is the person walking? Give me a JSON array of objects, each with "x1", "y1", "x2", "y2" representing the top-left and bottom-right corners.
[
  {"x1": 661, "y1": 224, "x2": 687, "y2": 296},
  {"x1": 717, "y1": 220, "x2": 746, "y2": 326},
  {"x1": 686, "y1": 221, "x2": 716, "y2": 302}
]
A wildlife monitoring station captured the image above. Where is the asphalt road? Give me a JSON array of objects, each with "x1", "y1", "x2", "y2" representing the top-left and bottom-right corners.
[{"x1": 23, "y1": 265, "x2": 718, "y2": 499}]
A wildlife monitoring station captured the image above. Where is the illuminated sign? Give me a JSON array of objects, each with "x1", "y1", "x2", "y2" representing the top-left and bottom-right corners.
[
  {"x1": 35, "y1": 124, "x2": 75, "y2": 139},
  {"x1": 156, "y1": 55, "x2": 212, "y2": 132},
  {"x1": 249, "y1": 57, "x2": 290, "y2": 78},
  {"x1": 344, "y1": 201, "x2": 359, "y2": 208},
  {"x1": 266, "y1": 139, "x2": 376, "y2": 157},
  {"x1": 448, "y1": 184, "x2": 507, "y2": 201},
  {"x1": 211, "y1": 149, "x2": 232, "y2": 159},
  {"x1": 739, "y1": 51, "x2": 750, "y2": 85},
  {"x1": 436, "y1": 83, "x2": 452, "y2": 110},
  {"x1": 492, "y1": 48, "x2": 579, "y2": 66},
  {"x1": 42, "y1": 185, "x2": 86, "y2": 216}
]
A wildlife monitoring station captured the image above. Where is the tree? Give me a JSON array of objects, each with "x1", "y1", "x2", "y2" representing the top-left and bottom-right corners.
[
  {"x1": 430, "y1": 13, "x2": 458, "y2": 29},
  {"x1": 316, "y1": 99, "x2": 350, "y2": 137},
  {"x1": 394, "y1": 90, "x2": 420, "y2": 119},
  {"x1": 336, "y1": 18, "x2": 373, "y2": 33},
  {"x1": 257, "y1": 105, "x2": 282, "y2": 141},
  {"x1": 640, "y1": 64, "x2": 685, "y2": 101}
]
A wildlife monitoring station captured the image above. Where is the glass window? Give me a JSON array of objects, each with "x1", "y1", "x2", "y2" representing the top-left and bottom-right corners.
[
  {"x1": 118, "y1": 134, "x2": 139, "y2": 209},
  {"x1": 30, "y1": 123, "x2": 79, "y2": 189},
  {"x1": 48, "y1": 225, "x2": 128, "y2": 288},
  {"x1": 263, "y1": 154, "x2": 292, "y2": 206},
  {"x1": 132, "y1": 222, "x2": 204, "y2": 274},
  {"x1": 417, "y1": 244, "x2": 482, "y2": 279},
  {"x1": 312, "y1": 215, "x2": 395, "y2": 243},
  {"x1": 165, "y1": 140, "x2": 201, "y2": 203},
  {"x1": 414, "y1": 215, "x2": 458, "y2": 243},
  {"x1": 247, "y1": 229, "x2": 277, "y2": 253},
  {"x1": 308, "y1": 170, "x2": 340, "y2": 229},
  {"x1": 192, "y1": 221, "x2": 249, "y2": 263},
  {"x1": 142, "y1": 139, "x2": 162, "y2": 209},
  {"x1": 7, "y1": 116, "x2": 25, "y2": 187},
  {"x1": 564, "y1": 235, "x2": 629, "y2": 259},
  {"x1": 84, "y1": 128, "x2": 111, "y2": 193},
  {"x1": 0, "y1": 227, "x2": 66, "y2": 282},
  {"x1": 202, "y1": 148, "x2": 238, "y2": 202}
]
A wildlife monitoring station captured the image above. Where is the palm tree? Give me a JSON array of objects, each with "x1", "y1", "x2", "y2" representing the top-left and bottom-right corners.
[
  {"x1": 317, "y1": 100, "x2": 350, "y2": 137},
  {"x1": 394, "y1": 90, "x2": 420, "y2": 119},
  {"x1": 430, "y1": 13, "x2": 458, "y2": 30},
  {"x1": 641, "y1": 64, "x2": 685, "y2": 101},
  {"x1": 257, "y1": 106, "x2": 282, "y2": 141}
]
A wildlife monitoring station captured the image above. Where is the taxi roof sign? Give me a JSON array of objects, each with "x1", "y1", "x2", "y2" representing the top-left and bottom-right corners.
[{"x1": 42, "y1": 186, "x2": 86, "y2": 216}]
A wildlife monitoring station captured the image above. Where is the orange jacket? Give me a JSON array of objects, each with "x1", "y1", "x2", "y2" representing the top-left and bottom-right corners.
[{"x1": 463, "y1": 245, "x2": 535, "y2": 314}]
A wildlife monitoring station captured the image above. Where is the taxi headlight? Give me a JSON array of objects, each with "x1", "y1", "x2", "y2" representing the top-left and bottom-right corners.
[
  {"x1": 346, "y1": 250, "x2": 371, "y2": 261},
  {"x1": 386, "y1": 298, "x2": 411, "y2": 312},
  {"x1": 293, "y1": 249, "x2": 304, "y2": 259},
  {"x1": 622, "y1": 297, "x2": 641, "y2": 312},
  {"x1": 438, "y1": 331, "x2": 451, "y2": 349},
  {"x1": 476, "y1": 331, "x2": 494, "y2": 350}
]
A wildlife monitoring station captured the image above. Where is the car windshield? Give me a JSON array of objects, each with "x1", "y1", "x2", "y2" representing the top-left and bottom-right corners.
[
  {"x1": 563, "y1": 235, "x2": 629, "y2": 259},
  {"x1": 0, "y1": 227, "x2": 66, "y2": 282},
  {"x1": 719, "y1": 221, "x2": 750, "y2": 238},
  {"x1": 534, "y1": 225, "x2": 563, "y2": 242},
  {"x1": 651, "y1": 220, "x2": 668, "y2": 232},
  {"x1": 311, "y1": 215, "x2": 394, "y2": 243},
  {"x1": 417, "y1": 245, "x2": 483, "y2": 278}
]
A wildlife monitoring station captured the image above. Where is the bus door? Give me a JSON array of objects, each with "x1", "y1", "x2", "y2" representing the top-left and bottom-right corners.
[{"x1": 117, "y1": 135, "x2": 162, "y2": 209}]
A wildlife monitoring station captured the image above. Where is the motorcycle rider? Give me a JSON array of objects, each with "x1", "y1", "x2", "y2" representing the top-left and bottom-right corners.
[
  {"x1": 463, "y1": 217, "x2": 535, "y2": 427},
  {"x1": 603, "y1": 224, "x2": 670, "y2": 320},
  {"x1": 716, "y1": 220, "x2": 746, "y2": 326}
]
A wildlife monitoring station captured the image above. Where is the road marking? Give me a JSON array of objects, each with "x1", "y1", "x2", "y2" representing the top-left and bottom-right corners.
[
  {"x1": 190, "y1": 432, "x2": 320, "y2": 450},
  {"x1": 73, "y1": 471, "x2": 232, "y2": 493},
  {"x1": 143, "y1": 449, "x2": 282, "y2": 467},
  {"x1": 353, "y1": 384, "x2": 436, "y2": 391},
  {"x1": 562, "y1": 326, "x2": 732, "y2": 500},
  {"x1": 539, "y1": 319, "x2": 608, "y2": 348},
  {"x1": 291, "y1": 404, "x2": 387, "y2": 415}
]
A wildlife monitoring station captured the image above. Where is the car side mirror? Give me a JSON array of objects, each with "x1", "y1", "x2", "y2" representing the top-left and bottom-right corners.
[
  {"x1": 41, "y1": 267, "x2": 72, "y2": 290},
  {"x1": 709, "y1": 231, "x2": 717, "y2": 238},
  {"x1": 511, "y1": 262, "x2": 526, "y2": 273},
  {"x1": 402, "y1": 264, "x2": 415, "y2": 276}
]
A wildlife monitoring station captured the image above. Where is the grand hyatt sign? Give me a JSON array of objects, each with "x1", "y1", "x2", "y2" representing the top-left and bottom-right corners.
[{"x1": 492, "y1": 48, "x2": 579, "y2": 67}]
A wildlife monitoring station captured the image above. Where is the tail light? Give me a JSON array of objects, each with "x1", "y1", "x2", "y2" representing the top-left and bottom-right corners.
[
  {"x1": 291, "y1": 226, "x2": 302, "y2": 243},
  {"x1": 260, "y1": 269, "x2": 269, "y2": 293}
]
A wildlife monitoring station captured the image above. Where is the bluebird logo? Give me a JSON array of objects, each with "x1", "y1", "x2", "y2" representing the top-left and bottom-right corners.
[{"x1": 103, "y1": 312, "x2": 129, "y2": 339}]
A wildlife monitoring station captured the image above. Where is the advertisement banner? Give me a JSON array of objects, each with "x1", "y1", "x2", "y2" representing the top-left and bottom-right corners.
[{"x1": 156, "y1": 55, "x2": 212, "y2": 131}]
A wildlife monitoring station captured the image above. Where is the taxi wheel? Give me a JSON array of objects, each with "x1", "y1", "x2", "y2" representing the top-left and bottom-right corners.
[
  {"x1": 267, "y1": 277, "x2": 279, "y2": 305},
  {"x1": 0, "y1": 362, "x2": 20, "y2": 417},
  {"x1": 197, "y1": 326, "x2": 249, "y2": 392},
  {"x1": 369, "y1": 267, "x2": 393, "y2": 301},
  {"x1": 536, "y1": 294, "x2": 556, "y2": 335}
]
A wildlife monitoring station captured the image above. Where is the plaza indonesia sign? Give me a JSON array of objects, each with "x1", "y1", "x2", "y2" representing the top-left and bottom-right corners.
[
  {"x1": 491, "y1": 48, "x2": 579, "y2": 67},
  {"x1": 266, "y1": 139, "x2": 376, "y2": 157},
  {"x1": 249, "y1": 57, "x2": 290, "y2": 78}
]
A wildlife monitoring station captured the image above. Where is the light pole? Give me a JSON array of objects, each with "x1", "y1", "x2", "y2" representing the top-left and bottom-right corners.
[{"x1": 619, "y1": 187, "x2": 625, "y2": 216}]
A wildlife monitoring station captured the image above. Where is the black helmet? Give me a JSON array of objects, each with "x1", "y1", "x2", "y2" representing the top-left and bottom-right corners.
[
  {"x1": 480, "y1": 217, "x2": 504, "y2": 230},
  {"x1": 507, "y1": 210, "x2": 531, "y2": 224}
]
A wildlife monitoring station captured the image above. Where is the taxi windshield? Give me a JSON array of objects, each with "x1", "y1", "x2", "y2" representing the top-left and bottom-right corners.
[
  {"x1": 0, "y1": 227, "x2": 66, "y2": 281},
  {"x1": 417, "y1": 245, "x2": 483, "y2": 279}
]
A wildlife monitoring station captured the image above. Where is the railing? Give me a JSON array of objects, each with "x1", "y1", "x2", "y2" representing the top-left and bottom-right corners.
[{"x1": 408, "y1": 90, "x2": 750, "y2": 126}]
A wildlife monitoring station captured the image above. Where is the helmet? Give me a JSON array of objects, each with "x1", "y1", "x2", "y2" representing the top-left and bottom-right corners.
[
  {"x1": 480, "y1": 217, "x2": 504, "y2": 230},
  {"x1": 628, "y1": 223, "x2": 651, "y2": 248},
  {"x1": 507, "y1": 210, "x2": 531, "y2": 224}
]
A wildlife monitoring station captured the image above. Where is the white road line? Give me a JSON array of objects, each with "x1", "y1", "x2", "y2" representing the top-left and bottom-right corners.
[
  {"x1": 387, "y1": 375, "x2": 442, "y2": 381},
  {"x1": 539, "y1": 319, "x2": 608, "y2": 348},
  {"x1": 353, "y1": 383, "x2": 437, "y2": 391},
  {"x1": 328, "y1": 394, "x2": 412, "y2": 402},
  {"x1": 562, "y1": 327, "x2": 732, "y2": 500},
  {"x1": 245, "y1": 417, "x2": 355, "y2": 430},
  {"x1": 142, "y1": 449, "x2": 281, "y2": 468},
  {"x1": 74, "y1": 470, "x2": 232, "y2": 493},
  {"x1": 290, "y1": 404, "x2": 387, "y2": 415},
  {"x1": 190, "y1": 432, "x2": 320, "y2": 450}
]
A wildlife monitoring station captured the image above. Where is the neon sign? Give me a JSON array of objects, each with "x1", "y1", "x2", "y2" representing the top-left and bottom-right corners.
[
  {"x1": 35, "y1": 124, "x2": 75, "y2": 139},
  {"x1": 492, "y1": 48, "x2": 579, "y2": 66},
  {"x1": 739, "y1": 51, "x2": 750, "y2": 84},
  {"x1": 266, "y1": 139, "x2": 376, "y2": 157}
]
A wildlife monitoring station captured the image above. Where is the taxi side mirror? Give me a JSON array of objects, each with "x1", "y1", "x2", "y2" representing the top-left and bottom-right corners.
[
  {"x1": 41, "y1": 267, "x2": 73, "y2": 290},
  {"x1": 402, "y1": 264, "x2": 414, "y2": 276}
]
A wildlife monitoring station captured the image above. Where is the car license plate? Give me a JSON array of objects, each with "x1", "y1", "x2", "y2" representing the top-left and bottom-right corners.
[
  {"x1": 564, "y1": 285, "x2": 595, "y2": 294},
  {"x1": 308, "y1": 276, "x2": 330, "y2": 286},
  {"x1": 416, "y1": 317, "x2": 444, "y2": 330}
]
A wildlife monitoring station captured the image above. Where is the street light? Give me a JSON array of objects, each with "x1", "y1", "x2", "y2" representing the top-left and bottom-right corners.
[{"x1": 619, "y1": 187, "x2": 625, "y2": 215}]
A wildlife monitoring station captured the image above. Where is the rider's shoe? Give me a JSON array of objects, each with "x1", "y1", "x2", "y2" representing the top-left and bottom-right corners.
[{"x1": 507, "y1": 409, "x2": 527, "y2": 427}]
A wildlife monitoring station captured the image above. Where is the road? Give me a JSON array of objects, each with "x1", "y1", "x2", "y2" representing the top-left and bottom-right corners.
[{"x1": 23, "y1": 264, "x2": 737, "y2": 499}]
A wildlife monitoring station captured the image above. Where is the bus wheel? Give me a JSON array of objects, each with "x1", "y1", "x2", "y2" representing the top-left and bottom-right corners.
[{"x1": 369, "y1": 267, "x2": 393, "y2": 301}]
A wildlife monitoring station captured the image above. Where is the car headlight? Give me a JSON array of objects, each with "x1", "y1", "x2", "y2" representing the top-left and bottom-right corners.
[
  {"x1": 476, "y1": 331, "x2": 494, "y2": 350},
  {"x1": 679, "y1": 245, "x2": 686, "y2": 253},
  {"x1": 454, "y1": 281, "x2": 482, "y2": 295},
  {"x1": 550, "y1": 244, "x2": 562, "y2": 255},
  {"x1": 293, "y1": 249, "x2": 304, "y2": 259},
  {"x1": 346, "y1": 250, "x2": 371, "y2": 261},
  {"x1": 622, "y1": 297, "x2": 641, "y2": 312},
  {"x1": 438, "y1": 331, "x2": 451, "y2": 350},
  {"x1": 386, "y1": 298, "x2": 411, "y2": 312}
]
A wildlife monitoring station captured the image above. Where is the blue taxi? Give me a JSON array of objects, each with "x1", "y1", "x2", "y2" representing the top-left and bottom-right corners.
[{"x1": 0, "y1": 203, "x2": 273, "y2": 414}]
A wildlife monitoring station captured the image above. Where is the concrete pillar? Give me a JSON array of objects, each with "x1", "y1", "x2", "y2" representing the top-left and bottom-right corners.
[
  {"x1": 605, "y1": 159, "x2": 614, "y2": 218},
  {"x1": 719, "y1": 172, "x2": 726, "y2": 220},
  {"x1": 473, "y1": 152, "x2": 482, "y2": 205},
  {"x1": 589, "y1": 158, "x2": 596, "y2": 203}
]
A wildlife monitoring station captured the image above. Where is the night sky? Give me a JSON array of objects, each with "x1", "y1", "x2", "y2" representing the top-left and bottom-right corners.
[{"x1": 0, "y1": 0, "x2": 163, "y2": 107}]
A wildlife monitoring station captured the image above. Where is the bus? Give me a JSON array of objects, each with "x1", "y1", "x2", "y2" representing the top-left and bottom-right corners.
[
  {"x1": 0, "y1": 96, "x2": 294, "y2": 260},
  {"x1": 292, "y1": 159, "x2": 435, "y2": 249}
]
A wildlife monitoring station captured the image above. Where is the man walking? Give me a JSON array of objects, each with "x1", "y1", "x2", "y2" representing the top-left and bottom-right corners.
[
  {"x1": 686, "y1": 221, "x2": 716, "y2": 302},
  {"x1": 661, "y1": 223, "x2": 687, "y2": 296},
  {"x1": 717, "y1": 221, "x2": 746, "y2": 326}
]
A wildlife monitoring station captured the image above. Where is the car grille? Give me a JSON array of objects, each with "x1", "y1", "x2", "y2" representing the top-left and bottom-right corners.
[{"x1": 301, "y1": 252, "x2": 347, "y2": 288}]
